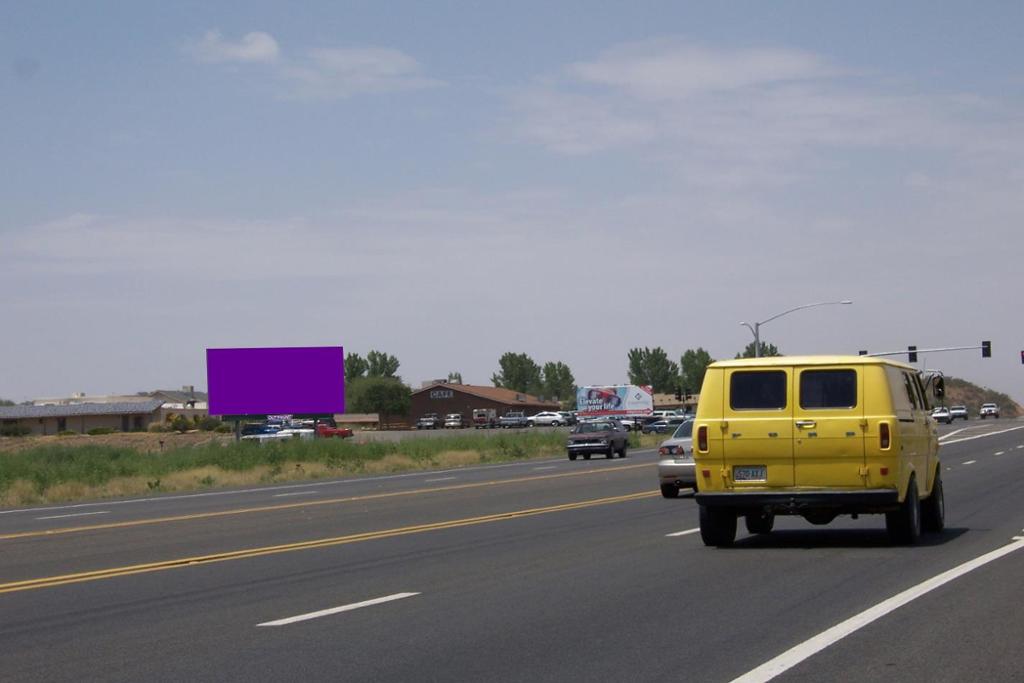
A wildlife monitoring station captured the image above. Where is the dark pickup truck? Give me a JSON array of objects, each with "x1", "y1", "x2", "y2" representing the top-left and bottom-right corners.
[
  {"x1": 566, "y1": 419, "x2": 629, "y2": 460},
  {"x1": 499, "y1": 411, "x2": 529, "y2": 428}
]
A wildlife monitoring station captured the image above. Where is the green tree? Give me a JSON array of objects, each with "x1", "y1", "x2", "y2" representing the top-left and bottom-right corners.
[
  {"x1": 680, "y1": 348, "x2": 715, "y2": 395},
  {"x1": 735, "y1": 341, "x2": 782, "y2": 359},
  {"x1": 366, "y1": 350, "x2": 401, "y2": 378},
  {"x1": 345, "y1": 353, "x2": 368, "y2": 383},
  {"x1": 627, "y1": 347, "x2": 680, "y2": 393},
  {"x1": 0, "y1": 398, "x2": 14, "y2": 406},
  {"x1": 447, "y1": 371, "x2": 463, "y2": 384},
  {"x1": 541, "y1": 361, "x2": 576, "y2": 402},
  {"x1": 492, "y1": 352, "x2": 543, "y2": 394},
  {"x1": 349, "y1": 377, "x2": 410, "y2": 427}
]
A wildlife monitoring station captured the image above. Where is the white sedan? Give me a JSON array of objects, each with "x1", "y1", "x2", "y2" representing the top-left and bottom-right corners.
[{"x1": 527, "y1": 411, "x2": 565, "y2": 427}]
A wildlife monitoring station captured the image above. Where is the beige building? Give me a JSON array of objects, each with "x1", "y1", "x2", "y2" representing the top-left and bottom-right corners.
[{"x1": 0, "y1": 400, "x2": 167, "y2": 436}]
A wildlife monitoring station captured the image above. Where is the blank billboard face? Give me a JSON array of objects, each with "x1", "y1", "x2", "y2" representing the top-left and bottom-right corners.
[{"x1": 206, "y1": 347, "x2": 345, "y2": 416}]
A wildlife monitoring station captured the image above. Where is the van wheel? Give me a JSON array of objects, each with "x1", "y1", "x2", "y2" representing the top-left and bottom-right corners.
[
  {"x1": 922, "y1": 471, "x2": 945, "y2": 533},
  {"x1": 699, "y1": 506, "x2": 737, "y2": 547},
  {"x1": 745, "y1": 513, "x2": 775, "y2": 535},
  {"x1": 886, "y1": 476, "x2": 921, "y2": 545},
  {"x1": 661, "y1": 484, "x2": 679, "y2": 498}
]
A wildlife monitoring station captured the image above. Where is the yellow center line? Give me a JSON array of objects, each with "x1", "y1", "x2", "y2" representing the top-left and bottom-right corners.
[
  {"x1": 0, "y1": 463, "x2": 652, "y2": 541},
  {"x1": 0, "y1": 490, "x2": 659, "y2": 594}
]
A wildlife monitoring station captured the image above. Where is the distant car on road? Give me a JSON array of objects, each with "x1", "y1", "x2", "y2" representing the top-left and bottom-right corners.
[
  {"x1": 658, "y1": 419, "x2": 696, "y2": 498},
  {"x1": 930, "y1": 406, "x2": 952, "y2": 424},
  {"x1": 416, "y1": 413, "x2": 443, "y2": 429},
  {"x1": 527, "y1": 411, "x2": 564, "y2": 427},
  {"x1": 980, "y1": 403, "x2": 1000, "y2": 419},
  {"x1": 444, "y1": 413, "x2": 468, "y2": 429},
  {"x1": 949, "y1": 405, "x2": 968, "y2": 421},
  {"x1": 566, "y1": 420, "x2": 629, "y2": 460}
]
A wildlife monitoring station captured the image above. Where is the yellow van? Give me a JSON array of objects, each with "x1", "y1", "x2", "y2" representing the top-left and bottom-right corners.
[{"x1": 693, "y1": 355, "x2": 943, "y2": 546}]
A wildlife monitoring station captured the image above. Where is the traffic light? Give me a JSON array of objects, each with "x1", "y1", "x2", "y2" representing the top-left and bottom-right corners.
[
  {"x1": 1020, "y1": 350, "x2": 1024, "y2": 365},
  {"x1": 981, "y1": 340, "x2": 991, "y2": 358},
  {"x1": 858, "y1": 350, "x2": 868, "y2": 356},
  {"x1": 907, "y1": 345, "x2": 918, "y2": 363},
  {"x1": 674, "y1": 386, "x2": 682, "y2": 401}
]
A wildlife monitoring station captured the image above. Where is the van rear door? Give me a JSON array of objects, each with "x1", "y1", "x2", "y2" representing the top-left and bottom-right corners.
[
  {"x1": 793, "y1": 366, "x2": 865, "y2": 488},
  {"x1": 722, "y1": 367, "x2": 794, "y2": 488}
]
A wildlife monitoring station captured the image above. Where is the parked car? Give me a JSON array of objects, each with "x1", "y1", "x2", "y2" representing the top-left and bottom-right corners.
[
  {"x1": 949, "y1": 405, "x2": 968, "y2": 421},
  {"x1": 499, "y1": 411, "x2": 529, "y2": 428},
  {"x1": 416, "y1": 413, "x2": 443, "y2": 429},
  {"x1": 316, "y1": 423, "x2": 353, "y2": 438},
  {"x1": 566, "y1": 420, "x2": 629, "y2": 460},
  {"x1": 558, "y1": 411, "x2": 577, "y2": 426},
  {"x1": 642, "y1": 417, "x2": 686, "y2": 434},
  {"x1": 472, "y1": 408, "x2": 499, "y2": 429},
  {"x1": 444, "y1": 413, "x2": 468, "y2": 429},
  {"x1": 980, "y1": 403, "x2": 1000, "y2": 419},
  {"x1": 527, "y1": 411, "x2": 564, "y2": 427},
  {"x1": 930, "y1": 406, "x2": 952, "y2": 424},
  {"x1": 658, "y1": 420, "x2": 696, "y2": 498}
]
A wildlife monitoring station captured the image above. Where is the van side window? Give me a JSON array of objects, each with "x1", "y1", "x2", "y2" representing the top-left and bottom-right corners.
[
  {"x1": 730, "y1": 371, "x2": 787, "y2": 410},
  {"x1": 800, "y1": 369, "x2": 857, "y2": 409},
  {"x1": 912, "y1": 374, "x2": 931, "y2": 411},
  {"x1": 902, "y1": 373, "x2": 919, "y2": 409}
]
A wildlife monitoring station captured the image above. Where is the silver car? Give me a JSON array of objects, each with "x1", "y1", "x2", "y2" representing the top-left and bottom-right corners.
[{"x1": 658, "y1": 419, "x2": 696, "y2": 498}]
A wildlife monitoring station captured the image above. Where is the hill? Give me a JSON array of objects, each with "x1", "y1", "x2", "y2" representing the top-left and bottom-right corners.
[{"x1": 943, "y1": 377, "x2": 1022, "y2": 418}]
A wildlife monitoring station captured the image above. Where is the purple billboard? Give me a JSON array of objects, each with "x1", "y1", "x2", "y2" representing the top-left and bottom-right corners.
[{"x1": 206, "y1": 346, "x2": 345, "y2": 416}]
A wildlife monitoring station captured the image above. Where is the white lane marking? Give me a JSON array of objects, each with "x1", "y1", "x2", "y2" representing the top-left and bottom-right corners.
[
  {"x1": 938, "y1": 427, "x2": 968, "y2": 441},
  {"x1": 731, "y1": 537, "x2": 1024, "y2": 683},
  {"x1": 273, "y1": 491, "x2": 319, "y2": 498},
  {"x1": 995, "y1": 451, "x2": 1005, "y2": 456},
  {"x1": 258, "y1": 592, "x2": 420, "y2": 627},
  {"x1": 666, "y1": 528, "x2": 700, "y2": 537},
  {"x1": 941, "y1": 425, "x2": 1024, "y2": 445},
  {"x1": 35, "y1": 511, "x2": 110, "y2": 521},
  {"x1": 423, "y1": 477, "x2": 456, "y2": 483},
  {"x1": 1017, "y1": 445, "x2": 1023, "y2": 450},
  {"x1": 532, "y1": 466, "x2": 557, "y2": 471},
  {"x1": 962, "y1": 460, "x2": 977, "y2": 465},
  {"x1": 0, "y1": 449, "x2": 660, "y2": 517}
]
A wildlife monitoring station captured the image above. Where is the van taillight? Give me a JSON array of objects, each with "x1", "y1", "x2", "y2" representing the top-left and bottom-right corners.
[
  {"x1": 697, "y1": 425, "x2": 708, "y2": 452},
  {"x1": 879, "y1": 422, "x2": 890, "y2": 450}
]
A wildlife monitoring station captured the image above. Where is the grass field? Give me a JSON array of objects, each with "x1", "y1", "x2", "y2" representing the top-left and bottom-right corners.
[{"x1": 0, "y1": 431, "x2": 663, "y2": 507}]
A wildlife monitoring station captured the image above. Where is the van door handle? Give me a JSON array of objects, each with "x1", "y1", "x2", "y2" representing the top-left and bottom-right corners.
[{"x1": 795, "y1": 420, "x2": 816, "y2": 429}]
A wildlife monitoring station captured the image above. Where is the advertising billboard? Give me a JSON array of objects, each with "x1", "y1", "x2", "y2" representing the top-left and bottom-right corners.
[
  {"x1": 576, "y1": 385, "x2": 653, "y2": 416},
  {"x1": 206, "y1": 346, "x2": 345, "y2": 417}
]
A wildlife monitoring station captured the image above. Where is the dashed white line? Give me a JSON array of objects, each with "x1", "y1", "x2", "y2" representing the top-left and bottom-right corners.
[
  {"x1": 666, "y1": 528, "x2": 700, "y2": 537},
  {"x1": 731, "y1": 537, "x2": 1024, "y2": 683},
  {"x1": 995, "y1": 451, "x2": 1005, "y2": 456},
  {"x1": 962, "y1": 460, "x2": 977, "y2": 465},
  {"x1": 35, "y1": 511, "x2": 110, "y2": 521},
  {"x1": 941, "y1": 425, "x2": 1024, "y2": 445},
  {"x1": 258, "y1": 592, "x2": 420, "y2": 627},
  {"x1": 532, "y1": 466, "x2": 557, "y2": 471},
  {"x1": 273, "y1": 491, "x2": 319, "y2": 498},
  {"x1": 1017, "y1": 445, "x2": 1023, "y2": 450},
  {"x1": 424, "y1": 477, "x2": 456, "y2": 483}
]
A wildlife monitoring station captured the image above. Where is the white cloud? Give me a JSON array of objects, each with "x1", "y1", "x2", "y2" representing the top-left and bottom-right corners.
[
  {"x1": 185, "y1": 30, "x2": 441, "y2": 99},
  {"x1": 187, "y1": 30, "x2": 280, "y2": 64}
]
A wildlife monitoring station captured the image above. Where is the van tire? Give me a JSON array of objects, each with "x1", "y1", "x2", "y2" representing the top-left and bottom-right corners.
[
  {"x1": 699, "y1": 506, "x2": 737, "y2": 547},
  {"x1": 886, "y1": 476, "x2": 921, "y2": 545},
  {"x1": 922, "y1": 471, "x2": 945, "y2": 533},
  {"x1": 661, "y1": 484, "x2": 680, "y2": 498},
  {"x1": 745, "y1": 513, "x2": 775, "y2": 535}
]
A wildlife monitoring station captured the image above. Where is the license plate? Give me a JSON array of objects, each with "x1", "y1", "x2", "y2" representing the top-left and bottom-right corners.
[{"x1": 733, "y1": 465, "x2": 767, "y2": 482}]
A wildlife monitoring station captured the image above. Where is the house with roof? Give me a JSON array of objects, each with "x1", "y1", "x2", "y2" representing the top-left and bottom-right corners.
[
  {"x1": 408, "y1": 381, "x2": 562, "y2": 422},
  {"x1": 0, "y1": 399, "x2": 167, "y2": 436}
]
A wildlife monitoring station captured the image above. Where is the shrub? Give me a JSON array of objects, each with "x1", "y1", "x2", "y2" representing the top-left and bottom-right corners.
[
  {"x1": 170, "y1": 415, "x2": 191, "y2": 433},
  {"x1": 147, "y1": 423, "x2": 171, "y2": 433},
  {"x1": 57, "y1": 430, "x2": 78, "y2": 437},
  {"x1": 214, "y1": 422, "x2": 234, "y2": 433},
  {"x1": 0, "y1": 425, "x2": 31, "y2": 437},
  {"x1": 197, "y1": 415, "x2": 221, "y2": 431},
  {"x1": 86, "y1": 427, "x2": 118, "y2": 436}
]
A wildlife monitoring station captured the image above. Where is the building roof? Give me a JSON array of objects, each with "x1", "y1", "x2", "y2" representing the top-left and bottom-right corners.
[
  {"x1": 0, "y1": 400, "x2": 165, "y2": 420},
  {"x1": 412, "y1": 383, "x2": 562, "y2": 408}
]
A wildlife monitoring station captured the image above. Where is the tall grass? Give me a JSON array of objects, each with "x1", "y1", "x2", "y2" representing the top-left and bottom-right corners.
[{"x1": 0, "y1": 431, "x2": 576, "y2": 505}]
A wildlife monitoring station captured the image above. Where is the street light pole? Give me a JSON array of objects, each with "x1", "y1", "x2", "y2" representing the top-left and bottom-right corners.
[{"x1": 740, "y1": 300, "x2": 853, "y2": 357}]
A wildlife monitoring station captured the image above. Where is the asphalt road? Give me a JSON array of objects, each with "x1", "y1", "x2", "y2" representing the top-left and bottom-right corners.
[{"x1": 2, "y1": 420, "x2": 1023, "y2": 682}]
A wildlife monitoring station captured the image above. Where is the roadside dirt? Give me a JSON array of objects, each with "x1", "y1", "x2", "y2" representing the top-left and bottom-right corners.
[{"x1": 0, "y1": 431, "x2": 234, "y2": 455}]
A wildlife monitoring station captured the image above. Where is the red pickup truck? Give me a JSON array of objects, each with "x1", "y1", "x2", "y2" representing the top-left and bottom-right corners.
[{"x1": 317, "y1": 423, "x2": 353, "y2": 439}]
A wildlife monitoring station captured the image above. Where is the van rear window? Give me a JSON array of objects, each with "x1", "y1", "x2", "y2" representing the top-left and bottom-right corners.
[
  {"x1": 800, "y1": 369, "x2": 857, "y2": 409},
  {"x1": 730, "y1": 371, "x2": 787, "y2": 410}
]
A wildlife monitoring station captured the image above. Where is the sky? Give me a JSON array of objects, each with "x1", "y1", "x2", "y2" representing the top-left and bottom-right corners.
[{"x1": 2, "y1": 1, "x2": 1023, "y2": 403}]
